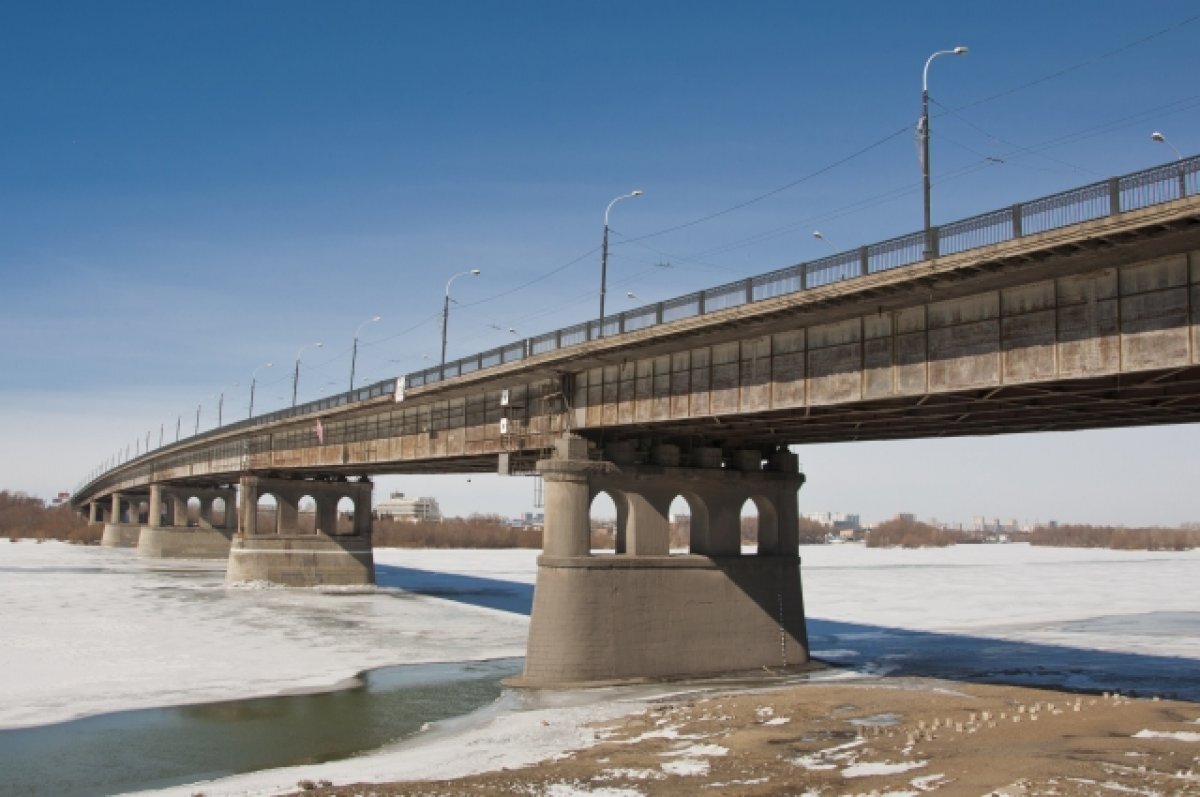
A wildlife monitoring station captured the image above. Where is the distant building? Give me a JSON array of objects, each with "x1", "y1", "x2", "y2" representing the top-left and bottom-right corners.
[
  {"x1": 802, "y1": 511, "x2": 861, "y2": 531},
  {"x1": 375, "y1": 492, "x2": 442, "y2": 522}
]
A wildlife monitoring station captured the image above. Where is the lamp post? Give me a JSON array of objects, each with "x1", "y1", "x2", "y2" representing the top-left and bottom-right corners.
[
  {"x1": 920, "y1": 46, "x2": 968, "y2": 259},
  {"x1": 292, "y1": 342, "x2": 323, "y2": 407},
  {"x1": 248, "y1": 362, "x2": 273, "y2": 418},
  {"x1": 1152, "y1": 131, "x2": 1187, "y2": 197},
  {"x1": 349, "y1": 316, "x2": 381, "y2": 391},
  {"x1": 812, "y1": 230, "x2": 838, "y2": 254},
  {"x1": 194, "y1": 403, "x2": 201, "y2": 435},
  {"x1": 599, "y1": 190, "x2": 644, "y2": 329},
  {"x1": 440, "y1": 271, "x2": 480, "y2": 367}
]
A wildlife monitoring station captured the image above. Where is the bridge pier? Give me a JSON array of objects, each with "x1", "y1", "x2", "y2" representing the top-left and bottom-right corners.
[
  {"x1": 101, "y1": 492, "x2": 146, "y2": 547},
  {"x1": 226, "y1": 475, "x2": 375, "y2": 587},
  {"x1": 138, "y1": 485, "x2": 236, "y2": 559},
  {"x1": 517, "y1": 436, "x2": 809, "y2": 687}
]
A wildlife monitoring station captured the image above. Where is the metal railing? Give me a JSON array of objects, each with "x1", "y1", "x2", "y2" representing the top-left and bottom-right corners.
[{"x1": 75, "y1": 154, "x2": 1200, "y2": 499}]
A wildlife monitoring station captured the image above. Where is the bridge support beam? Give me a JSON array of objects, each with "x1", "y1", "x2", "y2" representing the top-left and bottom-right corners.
[
  {"x1": 517, "y1": 436, "x2": 809, "y2": 687},
  {"x1": 226, "y1": 475, "x2": 375, "y2": 587},
  {"x1": 138, "y1": 484, "x2": 237, "y2": 559}
]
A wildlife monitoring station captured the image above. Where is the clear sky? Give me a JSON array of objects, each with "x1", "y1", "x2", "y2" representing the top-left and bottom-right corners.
[{"x1": 2, "y1": 1, "x2": 1198, "y2": 526}]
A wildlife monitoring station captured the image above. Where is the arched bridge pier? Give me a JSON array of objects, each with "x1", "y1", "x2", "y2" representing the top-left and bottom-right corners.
[
  {"x1": 517, "y1": 435, "x2": 809, "y2": 686},
  {"x1": 138, "y1": 484, "x2": 237, "y2": 559},
  {"x1": 226, "y1": 475, "x2": 375, "y2": 587}
]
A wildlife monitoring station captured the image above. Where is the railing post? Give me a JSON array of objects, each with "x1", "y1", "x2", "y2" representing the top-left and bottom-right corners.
[
  {"x1": 619, "y1": 312, "x2": 626, "y2": 334},
  {"x1": 744, "y1": 277, "x2": 753, "y2": 304},
  {"x1": 800, "y1": 263, "x2": 808, "y2": 290},
  {"x1": 926, "y1": 226, "x2": 940, "y2": 259},
  {"x1": 699, "y1": 290, "x2": 707, "y2": 314},
  {"x1": 858, "y1": 246, "x2": 869, "y2": 276},
  {"x1": 656, "y1": 301, "x2": 664, "y2": 324},
  {"x1": 555, "y1": 330, "x2": 562, "y2": 350},
  {"x1": 1108, "y1": 177, "x2": 1122, "y2": 216},
  {"x1": 1011, "y1": 203, "x2": 1023, "y2": 238}
]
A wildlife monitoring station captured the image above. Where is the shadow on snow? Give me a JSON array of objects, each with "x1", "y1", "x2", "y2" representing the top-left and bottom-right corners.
[{"x1": 375, "y1": 563, "x2": 534, "y2": 616}]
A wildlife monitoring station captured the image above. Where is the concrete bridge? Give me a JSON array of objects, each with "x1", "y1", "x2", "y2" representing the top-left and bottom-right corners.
[{"x1": 72, "y1": 156, "x2": 1200, "y2": 685}]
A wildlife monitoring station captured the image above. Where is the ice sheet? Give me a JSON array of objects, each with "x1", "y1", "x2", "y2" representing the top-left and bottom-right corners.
[{"x1": 3, "y1": 539, "x2": 1199, "y2": 796}]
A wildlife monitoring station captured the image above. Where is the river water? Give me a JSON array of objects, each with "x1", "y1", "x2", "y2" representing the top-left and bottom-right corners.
[{"x1": 0, "y1": 658, "x2": 521, "y2": 797}]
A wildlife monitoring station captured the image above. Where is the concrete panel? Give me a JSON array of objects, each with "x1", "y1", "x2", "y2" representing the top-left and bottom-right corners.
[
  {"x1": 1120, "y1": 255, "x2": 1188, "y2": 295},
  {"x1": 634, "y1": 358, "x2": 653, "y2": 422},
  {"x1": 617, "y1": 363, "x2": 636, "y2": 425},
  {"x1": 863, "y1": 314, "x2": 891, "y2": 340},
  {"x1": 928, "y1": 292, "x2": 999, "y2": 328},
  {"x1": 894, "y1": 330, "x2": 928, "y2": 395},
  {"x1": 1002, "y1": 280, "x2": 1056, "y2": 315},
  {"x1": 601, "y1": 365, "x2": 619, "y2": 425},
  {"x1": 928, "y1": 317, "x2": 1000, "y2": 389},
  {"x1": 807, "y1": 342, "x2": 862, "y2": 405},
  {"x1": 689, "y1": 348, "x2": 711, "y2": 416},
  {"x1": 711, "y1": 342, "x2": 741, "y2": 413},
  {"x1": 808, "y1": 318, "x2": 859, "y2": 348},
  {"x1": 1058, "y1": 269, "x2": 1118, "y2": 303},
  {"x1": 651, "y1": 356, "x2": 671, "y2": 420},
  {"x1": 895, "y1": 306, "x2": 925, "y2": 335},
  {"x1": 669, "y1": 354, "x2": 691, "y2": 418},
  {"x1": 740, "y1": 337, "x2": 771, "y2": 412},
  {"x1": 862, "y1": 336, "x2": 894, "y2": 399},
  {"x1": 770, "y1": 330, "x2": 805, "y2": 408},
  {"x1": 1002, "y1": 309, "x2": 1057, "y2": 383}
]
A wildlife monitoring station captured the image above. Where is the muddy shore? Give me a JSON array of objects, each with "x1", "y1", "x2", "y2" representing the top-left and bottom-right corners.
[{"x1": 280, "y1": 677, "x2": 1200, "y2": 796}]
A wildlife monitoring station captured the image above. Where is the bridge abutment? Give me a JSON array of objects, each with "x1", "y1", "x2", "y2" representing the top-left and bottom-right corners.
[
  {"x1": 517, "y1": 436, "x2": 809, "y2": 687},
  {"x1": 225, "y1": 475, "x2": 375, "y2": 587}
]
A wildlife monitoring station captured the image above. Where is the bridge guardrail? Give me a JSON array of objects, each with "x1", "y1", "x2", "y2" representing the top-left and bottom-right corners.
[{"x1": 75, "y1": 154, "x2": 1200, "y2": 499}]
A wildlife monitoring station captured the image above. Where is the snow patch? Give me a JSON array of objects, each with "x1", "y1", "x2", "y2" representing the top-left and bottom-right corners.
[
  {"x1": 843, "y1": 759, "x2": 928, "y2": 778},
  {"x1": 660, "y1": 758, "x2": 710, "y2": 776},
  {"x1": 1133, "y1": 729, "x2": 1200, "y2": 742}
]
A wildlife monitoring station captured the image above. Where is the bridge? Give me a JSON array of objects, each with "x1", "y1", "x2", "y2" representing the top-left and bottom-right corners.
[{"x1": 71, "y1": 156, "x2": 1200, "y2": 685}]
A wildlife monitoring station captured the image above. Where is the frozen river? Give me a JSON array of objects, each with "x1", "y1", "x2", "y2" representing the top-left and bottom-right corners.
[{"x1": 0, "y1": 540, "x2": 1197, "y2": 795}]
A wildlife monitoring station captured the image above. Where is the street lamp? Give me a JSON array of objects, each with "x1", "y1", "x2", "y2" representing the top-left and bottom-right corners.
[
  {"x1": 920, "y1": 45, "x2": 968, "y2": 259},
  {"x1": 1151, "y1": 131, "x2": 1183, "y2": 161},
  {"x1": 248, "y1": 362, "x2": 273, "y2": 418},
  {"x1": 216, "y1": 383, "x2": 238, "y2": 427},
  {"x1": 292, "y1": 342, "x2": 323, "y2": 406},
  {"x1": 813, "y1": 230, "x2": 838, "y2": 254},
  {"x1": 1152, "y1": 131, "x2": 1188, "y2": 198},
  {"x1": 349, "y1": 315, "x2": 381, "y2": 391},
  {"x1": 600, "y1": 190, "x2": 644, "y2": 328},
  {"x1": 440, "y1": 270, "x2": 480, "y2": 367}
]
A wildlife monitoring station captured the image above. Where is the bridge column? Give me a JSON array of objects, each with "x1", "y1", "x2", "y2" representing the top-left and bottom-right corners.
[
  {"x1": 101, "y1": 491, "x2": 144, "y2": 547},
  {"x1": 87, "y1": 502, "x2": 99, "y2": 525},
  {"x1": 226, "y1": 475, "x2": 375, "y2": 587},
  {"x1": 518, "y1": 437, "x2": 809, "y2": 687}
]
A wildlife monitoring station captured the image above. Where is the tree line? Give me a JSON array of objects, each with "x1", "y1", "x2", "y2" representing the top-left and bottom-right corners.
[{"x1": 0, "y1": 491, "x2": 96, "y2": 543}]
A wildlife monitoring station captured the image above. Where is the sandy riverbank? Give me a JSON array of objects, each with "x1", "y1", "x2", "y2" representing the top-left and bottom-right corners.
[{"x1": 281, "y1": 677, "x2": 1200, "y2": 796}]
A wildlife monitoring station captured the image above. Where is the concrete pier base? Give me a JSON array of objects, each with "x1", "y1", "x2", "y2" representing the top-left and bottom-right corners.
[
  {"x1": 518, "y1": 554, "x2": 808, "y2": 686},
  {"x1": 101, "y1": 523, "x2": 142, "y2": 548},
  {"x1": 225, "y1": 534, "x2": 374, "y2": 586},
  {"x1": 138, "y1": 526, "x2": 233, "y2": 559}
]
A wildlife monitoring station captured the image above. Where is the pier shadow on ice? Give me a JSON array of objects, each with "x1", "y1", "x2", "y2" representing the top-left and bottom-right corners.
[
  {"x1": 375, "y1": 563, "x2": 535, "y2": 615},
  {"x1": 808, "y1": 613, "x2": 1200, "y2": 701},
  {"x1": 374, "y1": 565, "x2": 1199, "y2": 701}
]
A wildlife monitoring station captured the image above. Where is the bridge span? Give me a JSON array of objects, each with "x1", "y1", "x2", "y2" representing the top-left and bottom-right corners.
[{"x1": 71, "y1": 158, "x2": 1200, "y2": 685}]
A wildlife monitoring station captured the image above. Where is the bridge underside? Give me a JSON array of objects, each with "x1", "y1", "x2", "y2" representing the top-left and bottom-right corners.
[{"x1": 587, "y1": 364, "x2": 1200, "y2": 451}]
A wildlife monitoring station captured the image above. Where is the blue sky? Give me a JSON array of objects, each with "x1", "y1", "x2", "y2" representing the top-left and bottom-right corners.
[{"x1": 2, "y1": 1, "x2": 1198, "y2": 525}]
